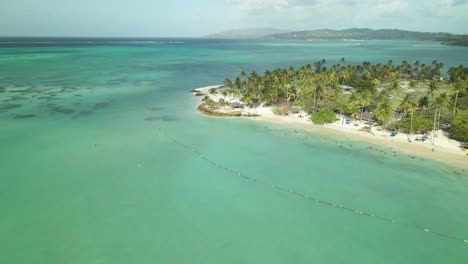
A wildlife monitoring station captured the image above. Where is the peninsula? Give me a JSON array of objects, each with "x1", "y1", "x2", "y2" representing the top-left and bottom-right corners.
[{"x1": 193, "y1": 60, "x2": 468, "y2": 169}]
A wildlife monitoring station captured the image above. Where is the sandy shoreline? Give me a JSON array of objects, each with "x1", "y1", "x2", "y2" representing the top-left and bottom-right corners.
[{"x1": 192, "y1": 85, "x2": 468, "y2": 170}]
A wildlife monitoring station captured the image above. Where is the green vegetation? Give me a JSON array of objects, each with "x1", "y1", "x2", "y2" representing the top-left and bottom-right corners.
[
  {"x1": 209, "y1": 88, "x2": 218, "y2": 95},
  {"x1": 375, "y1": 98, "x2": 394, "y2": 127},
  {"x1": 224, "y1": 60, "x2": 468, "y2": 141},
  {"x1": 450, "y1": 110, "x2": 468, "y2": 142},
  {"x1": 397, "y1": 112, "x2": 433, "y2": 134},
  {"x1": 311, "y1": 109, "x2": 337, "y2": 124},
  {"x1": 202, "y1": 97, "x2": 217, "y2": 108},
  {"x1": 272, "y1": 105, "x2": 292, "y2": 116},
  {"x1": 442, "y1": 37, "x2": 468, "y2": 47}
]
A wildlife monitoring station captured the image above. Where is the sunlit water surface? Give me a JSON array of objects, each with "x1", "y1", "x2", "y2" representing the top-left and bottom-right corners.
[{"x1": 1, "y1": 39, "x2": 467, "y2": 263}]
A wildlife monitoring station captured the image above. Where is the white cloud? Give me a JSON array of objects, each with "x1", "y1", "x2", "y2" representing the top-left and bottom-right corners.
[
  {"x1": 227, "y1": 0, "x2": 320, "y2": 12},
  {"x1": 451, "y1": 0, "x2": 468, "y2": 6},
  {"x1": 227, "y1": 0, "x2": 409, "y2": 15},
  {"x1": 224, "y1": 0, "x2": 467, "y2": 34},
  {"x1": 376, "y1": 0, "x2": 408, "y2": 14}
]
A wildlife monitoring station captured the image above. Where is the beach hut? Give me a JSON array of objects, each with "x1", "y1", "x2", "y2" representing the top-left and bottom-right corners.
[{"x1": 361, "y1": 112, "x2": 375, "y2": 121}]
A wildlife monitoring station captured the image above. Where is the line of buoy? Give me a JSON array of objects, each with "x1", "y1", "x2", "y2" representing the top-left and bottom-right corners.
[{"x1": 157, "y1": 127, "x2": 468, "y2": 245}]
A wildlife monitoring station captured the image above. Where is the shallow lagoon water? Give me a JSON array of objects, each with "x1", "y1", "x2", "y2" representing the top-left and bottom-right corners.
[{"x1": 0, "y1": 39, "x2": 467, "y2": 263}]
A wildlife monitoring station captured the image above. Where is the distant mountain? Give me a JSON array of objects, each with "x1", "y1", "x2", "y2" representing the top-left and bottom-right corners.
[
  {"x1": 266, "y1": 28, "x2": 459, "y2": 41},
  {"x1": 265, "y1": 28, "x2": 468, "y2": 46},
  {"x1": 204, "y1": 28, "x2": 291, "y2": 39}
]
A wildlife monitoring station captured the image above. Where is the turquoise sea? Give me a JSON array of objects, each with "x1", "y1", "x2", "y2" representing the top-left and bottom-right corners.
[{"x1": 0, "y1": 38, "x2": 467, "y2": 263}]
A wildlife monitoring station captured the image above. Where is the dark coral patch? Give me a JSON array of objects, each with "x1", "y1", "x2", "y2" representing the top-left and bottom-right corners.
[
  {"x1": 13, "y1": 114, "x2": 36, "y2": 119},
  {"x1": 92, "y1": 102, "x2": 110, "y2": 111},
  {"x1": 0, "y1": 104, "x2": 22, "y2": 112}
]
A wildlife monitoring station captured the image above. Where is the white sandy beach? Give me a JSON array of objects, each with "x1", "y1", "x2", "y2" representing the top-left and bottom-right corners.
[{"x1": 193, "y1": 85, "x2": 468, "y2": 170}]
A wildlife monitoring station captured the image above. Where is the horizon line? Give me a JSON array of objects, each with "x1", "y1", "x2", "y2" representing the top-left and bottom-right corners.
[{"x1": 1, "y1": 27, "x2": 467, "y2": 39}]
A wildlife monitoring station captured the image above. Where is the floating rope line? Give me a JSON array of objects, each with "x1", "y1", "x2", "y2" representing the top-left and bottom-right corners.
[{"x1": 157, "y1": 127, "x2": 468, "y2": 245}]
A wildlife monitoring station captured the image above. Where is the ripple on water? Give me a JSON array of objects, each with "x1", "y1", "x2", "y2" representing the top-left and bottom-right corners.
[
  {"x1": 47, "y1": 104, "x2": 75, "y2": 114},
  {"x1": 0, "y1": 104, "x2": 22, "y2": 112},
  {"x1": 144, "y1": 115, "x2": 177, "y2": 122},
  {"x1": 7, "y1": 88, "x2": 37, "y2": 94},
  {"x1": 3, "y1": 96, "x2": 28, "y2": 102},
  {"x1": 149, "y1": 106, "x2": 164, "y2": 112}
]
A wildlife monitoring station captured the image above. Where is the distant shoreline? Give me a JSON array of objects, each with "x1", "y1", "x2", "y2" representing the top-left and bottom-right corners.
[
  {"x1": 204, "y1": 28, "x2": 468, "y2": 47},
  {"x1": 192, "y1": 85, "x2": 468, "y2": 170}
]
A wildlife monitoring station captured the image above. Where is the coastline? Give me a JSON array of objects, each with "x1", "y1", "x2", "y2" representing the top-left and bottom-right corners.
[{"x1": 192, "y1": 85, "x2": 468, "y2": 170}]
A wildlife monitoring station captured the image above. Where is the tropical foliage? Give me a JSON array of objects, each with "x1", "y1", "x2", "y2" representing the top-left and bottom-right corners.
[
  {"x1": 397, "y1": 112, "x2": 433, "y2": 133},
  {"x1": 222, "y1": 60, "x2": 467, "y2": 141},
  {"x1": 311, "y1": 109, "x2": 337, "y2": 124},
  {"x1": 450, "y1": 110, "x2": 468, "y2": 142}
]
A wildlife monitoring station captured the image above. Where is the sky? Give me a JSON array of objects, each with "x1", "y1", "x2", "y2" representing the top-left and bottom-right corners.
[{"x1": 1, "y1": 0, "x2": 467, "y2": 37}]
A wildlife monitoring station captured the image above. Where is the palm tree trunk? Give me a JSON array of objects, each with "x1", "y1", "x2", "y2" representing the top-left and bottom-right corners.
[
  {"x1": 432, "y1": 108, "x2": 438, "y2": 145},
  {"x1": 274, "y1": 87, "x2": 278, "y2": 105},
  {"x1": 360, "y1": 107, "x2": 364, "y2": 123},
  {"x1": 437, "y1": 108, "x2": 441, "y2": 131},
  {"x1": 453, "y1": 91, "x2": 459, "y2": 116},
  {"x1": 313, "y1": 90, "x2": 317, "y2": 110},
  {"x1": 410, "y1": 112, "x2": 413, "y2": 141}
]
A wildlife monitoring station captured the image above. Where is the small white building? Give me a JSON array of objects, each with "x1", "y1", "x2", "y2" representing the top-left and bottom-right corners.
[{"x1": 340, "y1": 84, "x2": 354, "y2": 94}]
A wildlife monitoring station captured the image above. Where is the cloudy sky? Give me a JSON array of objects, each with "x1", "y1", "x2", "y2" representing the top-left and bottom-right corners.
[{"x1": 1, "y1": 0, "x2": 467, "y2": 37}]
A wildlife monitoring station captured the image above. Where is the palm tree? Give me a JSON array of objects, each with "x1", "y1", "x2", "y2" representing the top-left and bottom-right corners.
[
  {"x1": 224, "y1": 78, "x2": 233, "y2": 92},
  {"x1": 348, "y1": 92, "x2": 372, "y2": 123},
  {"x1": 344, "y1": 99, "x2": 360, "y2": 119},
  {"x1": 418, "y1": 96, "x2": 430, "y2": 109},
  {"x1": 240, "y1": 71, "x2": 247, "y2": 80},
  {"x1": 242, "y1": 92, "x2": 256, "y2": 107},
  {"x1": 313, "y1": 61, "x2": 322, "y2": 73},
  {"x1": 427, "y1": 81, "x2": 438, "y2": 99},
  {"x1": 359, "y1": 92, "x2": 372, "y2": 123},
  {"x1": 284, "y1": 66, "x2": 296, "y2": 105},
  {"x1": 399, "y1": 93, "x2": 418, "y2": 140},
  {"x1": 413, "y1": 60, "x2": 420, "y2": 78},
  {"x1": 375, "y1": 98, "x2": 394, "y2": 128},
  {"x1": 400, "y1": 93, "x2": 417, "y2": 115},
  {"x1": 371, "y1": 78, "x2": 381, "y2": 95},
  {"x1": 339, "y1": 67, "x2": 352, "y2": 85},
  {"x1": 431, "y1": 93, "x2": 448, "y2": 144},
  {"x1": 452, "y1": 80, "x2": 466, "y2": 115}
]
